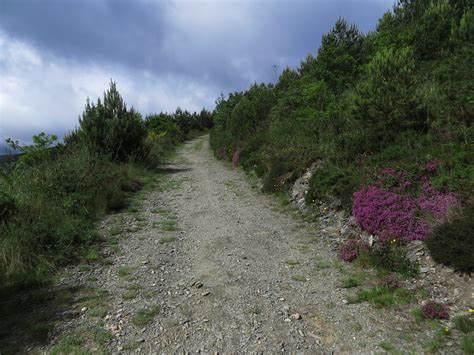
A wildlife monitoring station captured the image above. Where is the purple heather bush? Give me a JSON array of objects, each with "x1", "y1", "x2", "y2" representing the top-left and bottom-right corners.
[
  {"x1": 423, "y1": 160, "x2": 440, "y2": 173},
  {"x1": 421, "y1": 300, "x2": 449, "y2": 320},
  {"x1": 353, "y1": 165, "x2": 459, "y2": 242},
  {"x1": 339, "y1": 238, "x2": 369, "y2": 262}
]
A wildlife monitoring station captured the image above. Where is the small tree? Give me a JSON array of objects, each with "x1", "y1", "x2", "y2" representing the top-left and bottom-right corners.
[
  {"x1": 75, "y1": 81, "x2": 149, "y2": 162},
  {"x1": 351, "y1": 47, "x2": 427, "y2": 152},
  {"x1": 302, "y1": 18, "x2": 365, "y2": 96}
]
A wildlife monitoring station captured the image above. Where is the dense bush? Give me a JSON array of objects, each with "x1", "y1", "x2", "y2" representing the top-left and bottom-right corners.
[
  {"x1": 0, "y1": 134, "x2": 134, "y2": 285},
  {"x1": 367, "y1": 244, "x2": 418, "y2": 277},
  {"x1": 306, "y1": 164, "x2": 360, "y2": 210},
  {"x1": 210, "y1": 1, "x2": 473, "y2": 224},
  {"x1": 67, "y1": 81, "x2": 149, "y2": 162},
  {"x1": 351, "y1": 47, "x2": 427, "y2": 153},
  {"x1": 425, "y1": 206, "x2": 474, "y2": 273},
  {"x1": 0, "y1": 189, "x2": 16, "y2": 225}
]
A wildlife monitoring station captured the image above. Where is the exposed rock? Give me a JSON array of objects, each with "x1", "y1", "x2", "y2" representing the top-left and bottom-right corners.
[{"x1": 290, "y1": 162, "x2": 321, "y2": 209}]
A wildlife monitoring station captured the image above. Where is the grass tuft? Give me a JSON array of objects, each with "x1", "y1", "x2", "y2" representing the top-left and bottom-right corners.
[
  {"x1": 159, "y1": 236, "x2": 176, "y2": 244},
  {"x1": 131, "y1": 305, "x2": 160, "y2": 326},
  {"x1": 291, "y1": 274, "x2": 307, "y2": 282}
]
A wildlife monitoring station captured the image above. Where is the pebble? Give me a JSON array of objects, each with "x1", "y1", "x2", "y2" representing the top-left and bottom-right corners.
[{"x1": 291, "y1": 313, "x2": 302, "y2": 320}]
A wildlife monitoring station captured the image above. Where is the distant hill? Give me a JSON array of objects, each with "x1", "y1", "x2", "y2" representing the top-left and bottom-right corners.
[
  {"x1": 0, "y1": 142, "x2": 18, "y2": 156},
  {"x1": 0, "y1": 142, "x2": 20, "y2": 163},
  {"x1": 0, "y1": 153, "x2": 20, "y2": 163}
]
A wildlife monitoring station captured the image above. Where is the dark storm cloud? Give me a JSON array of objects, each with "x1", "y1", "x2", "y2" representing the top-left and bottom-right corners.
[
  {"x1": 0, "y1": 0, "x2": 394, "y2": 143},
  {"x1": 0, "y1": 0, "x2": 168, "y2": 68},
  {"x1": 0, "y1": 0, "x2": 393, "y2": 90}
]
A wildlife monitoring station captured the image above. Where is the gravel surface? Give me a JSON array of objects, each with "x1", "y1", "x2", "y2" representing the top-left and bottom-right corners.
[{"x1": 39, "y1": 135, "x2": 467, "y2": 354}]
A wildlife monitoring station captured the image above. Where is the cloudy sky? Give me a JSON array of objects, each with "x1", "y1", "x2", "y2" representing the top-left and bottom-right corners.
[{"x1": 0, "y1": 0, "x2": 394, "y2": 146}]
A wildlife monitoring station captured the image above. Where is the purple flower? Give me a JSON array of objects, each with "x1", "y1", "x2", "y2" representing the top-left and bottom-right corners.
[
  {"x1": 339, "y1": 239, "x2": 369, "y2": 262},
  {"x1": 353, "y1": 167, "x2": 459, "y2": 242},
  {"x1": 424, "y1": 160, "x2": 440, "y2": 173},
  {"x1": 421, "y1": 301, "x2": 449, "y2": 319}
]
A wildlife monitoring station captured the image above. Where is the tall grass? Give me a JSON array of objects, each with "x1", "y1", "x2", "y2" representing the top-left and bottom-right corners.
[{"x1": 0, "y1": 83, "x2": 212, "y2": 288}]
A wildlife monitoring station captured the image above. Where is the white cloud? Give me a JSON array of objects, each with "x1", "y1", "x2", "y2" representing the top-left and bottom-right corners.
[{"x1": 0, "y1": 32, "x2": 217, "y2": 143}]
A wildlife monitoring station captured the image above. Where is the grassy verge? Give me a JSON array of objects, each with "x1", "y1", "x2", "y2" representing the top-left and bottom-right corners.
[{"x1": 0, "y1": 134, "x2": 192, "y2": 353}]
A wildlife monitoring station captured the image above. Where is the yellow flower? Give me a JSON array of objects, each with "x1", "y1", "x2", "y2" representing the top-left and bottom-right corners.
[
  {"x1": 444, "y1": 327, "x2": 449, "y2": 333},
  {"x1": 469, "y1": 308, "x2": 474, "y2": 313}
]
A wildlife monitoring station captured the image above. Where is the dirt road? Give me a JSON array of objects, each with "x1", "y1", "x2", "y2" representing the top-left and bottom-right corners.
[{"x1": 44, "y1": 136, "x2": 432, "y2": 353}]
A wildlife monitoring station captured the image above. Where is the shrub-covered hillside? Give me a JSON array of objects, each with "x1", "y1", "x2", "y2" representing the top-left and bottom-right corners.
[
  {"x1": 210, "y1": 1, "x2": 473, "y2": 269},
  {"x1": 0, "y1": 81, "x2": 211, "y2": 287}
]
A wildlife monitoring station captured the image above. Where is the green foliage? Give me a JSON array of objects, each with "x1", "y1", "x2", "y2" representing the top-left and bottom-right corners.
[
  {"x1": 454, "y1": 315, "x2": 474, "y2": 334},
  {"x1": 68, "y1": 81, "x2": 149, "y2": 162},
  {"x1": 306, "y1": 164, "x2": 360, "y2": 210},
  {"x1": 461, "y1": 334, "x2": 474, "y2": 355},
  {"x1": 145, "y1": 107, "x2": 213, "y2": 165},
  {"x1": 366, "y1": 245, "x2": 418, "y2": 277},
  {"x1": 6, "y1": 132, "x2": 58, "y2": 166},
  {"x1": 0, "y1": 189, "x2": 16, "y2": 225},
  {"x1": 411, "y1": 307, "x2": 424, "y2": 323},
  {"x1": 131, "y1": 305, "x2": 160, "y2": 326},
  {"x1": 425, "y1": 206, "x2": 474, "y2": 273},
  {"x1": 354, "y1": 286, "x2": 413, "y2": 308},
  {"x1": 309, "y1": 18, "x2": 366, "y2": 95},
  {"x1": 0, "y1": 79, "x2": 207, "y2": 287},
  {"x1": 210, "y1": 0, "x2": 473, "y2": 223},
  {"x1": 352, "y1": 47, "x2": 427, "y2": 153},
  {"x1": 0, "y1": 139, "x2": 135, "y2": 285}
]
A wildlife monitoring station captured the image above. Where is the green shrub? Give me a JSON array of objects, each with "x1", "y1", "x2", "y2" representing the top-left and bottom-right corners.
[
  {"x1": 454, "y1": 315, "x2": 474, "y2": 334},
  {"x1": 68, "y1": 81, "x2": 149, "y2": 162},
  {"x1": 262, "y1": 159, "x2": 290, "y2": 192},
  {"x1": 306, "y1": 164, "x2": 360, "y2": 210},
  {"x1": 352, "y1": 47, "x2": 428, "y2": 153},
  {"x1": 425, "y1": 206, "x2": 474, "y2": 273},
  {"x1": 0, "y1": 189, "x2": 16, "y2": 225},
  {"x1": 461, "y1": 334, "x2": 474, "y2": 355},
  {"x1": 0, "y1": 136, "x2": 136, "y2": 286},
  {"x1": 367, "y1": 245, "x2": 418, "y2": 277},
  {"x1": 208, "y1": 1, "x2": 474, "y2": 276},
  {"x1": 354, "y1": 286, "x2": 413, "y2": 308}
]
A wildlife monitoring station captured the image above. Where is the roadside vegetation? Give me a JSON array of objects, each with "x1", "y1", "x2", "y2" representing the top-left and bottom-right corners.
[
  {"x1": 0, "y1": 80, "x2": 212, "y2": 289},
  {"x1": 210, "y1": 1, "x2": 473, "y2": 271},
  {"x1": 210, "y1": 2, "x2": 473, "y2": 351}
]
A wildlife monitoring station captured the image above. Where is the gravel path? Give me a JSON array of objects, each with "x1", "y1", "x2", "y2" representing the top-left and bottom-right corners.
[{"x1": 44, "y1": 136, "x2": 440, "y2": 353}]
